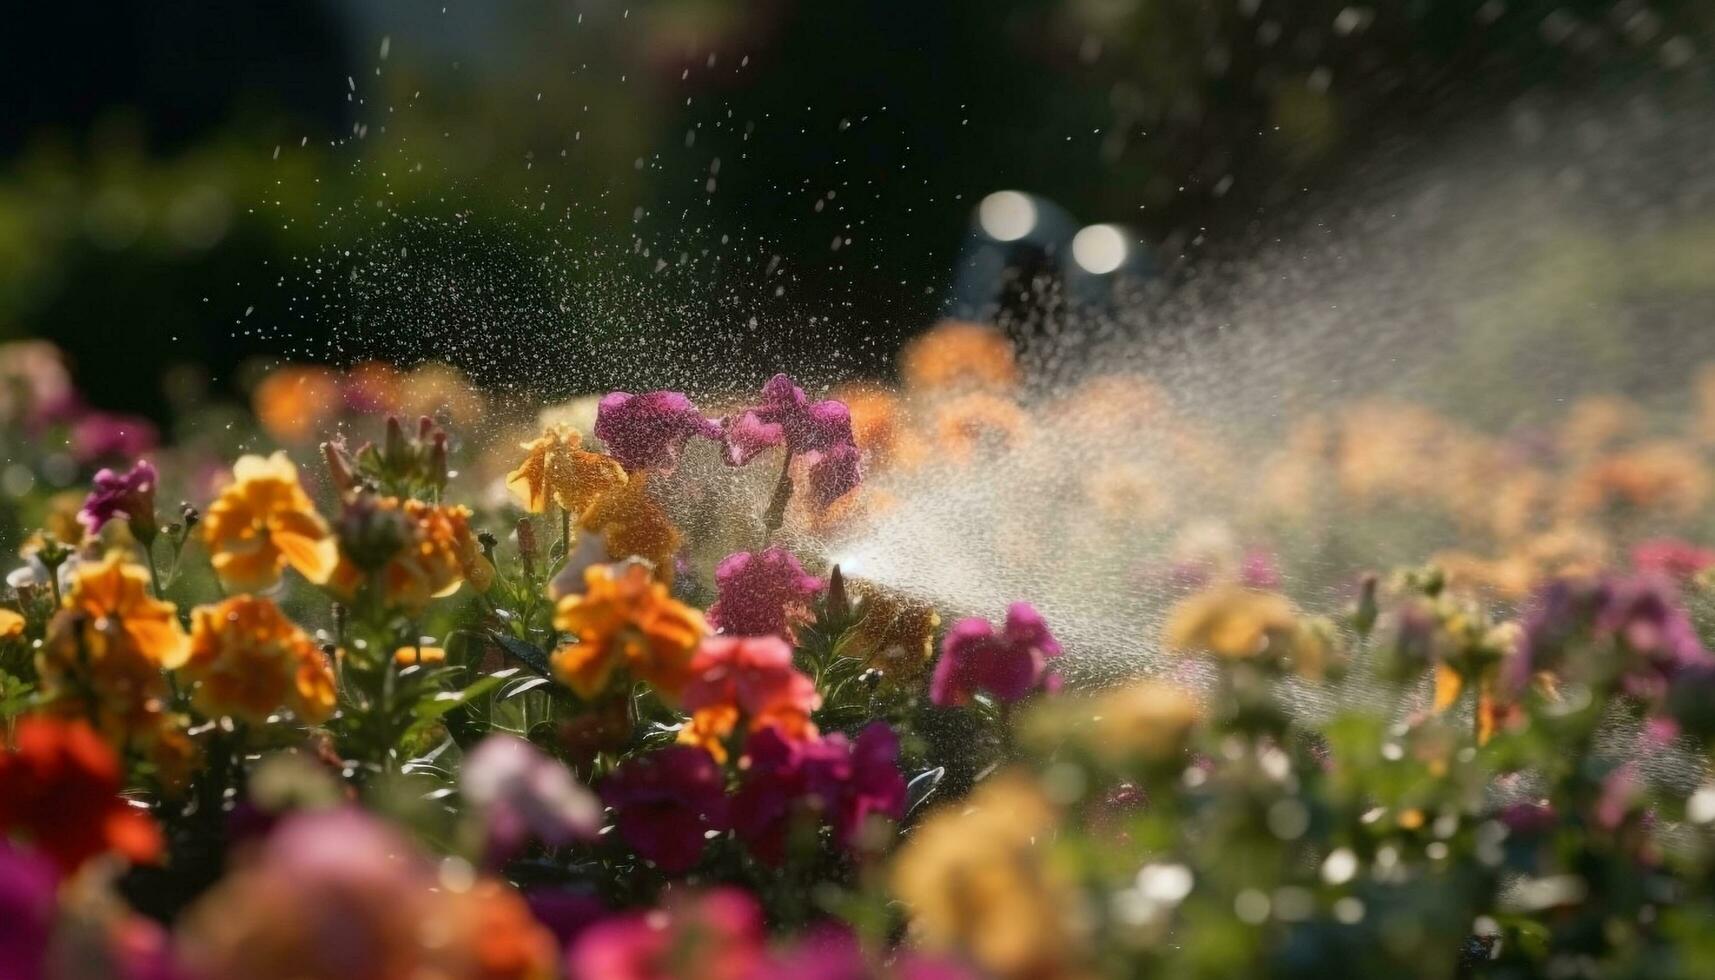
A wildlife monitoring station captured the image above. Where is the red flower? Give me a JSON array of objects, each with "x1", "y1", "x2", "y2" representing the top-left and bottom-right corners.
[
  {"x1": 731, "y1": 723, "x2": 905, "y2": 865},
  {"x1": 680, "y1": 636, "x2": 821, "y2": 761},
  {"x1": 600, "y1": 747, "x2": 728, "y2": 874},
  {"x1": 0, "y1": 716, "x2": 163, "y2": 875}
]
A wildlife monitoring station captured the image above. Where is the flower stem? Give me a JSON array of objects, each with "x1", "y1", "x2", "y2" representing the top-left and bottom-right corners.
[
  {"x1": 560, "y1": 505, "x2": 571, "y2": 559},
  {"x1": 140, "y1": 538, "x2": 164, "y2": 599},
  {"x1": 762, "y1": 451, "x2": 795, "y2": 547}
]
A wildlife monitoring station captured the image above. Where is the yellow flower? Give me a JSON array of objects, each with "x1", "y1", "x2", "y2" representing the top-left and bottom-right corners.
[
  {"x1": 1026, "y1": 679, "x2": 1200, "y2": 767},
  {"x1": 37, "y1": 553, "x2": 189, "y2": 741},
  {"x1": 328, "y1": 498, "x2": 495, "y2": 612},
  {"x1": 578, "y1": 473, "x2": 681, "y2": 583},
  {"x1": 184, "y1": 595, "x2": 336, "y2": 725},
  {"x1": 550, "y1": 562, "x2": 706, "y2": 702},
  {"x1": 505, "y1": 425, "x2": 626, "y2": 515},
  {"x1": 892, "y1": 774, "x2": 1085, "y2": 979},
  {"x1": 202, "y1": 452, "x2": 337, "y2": 592},
  {"x1": 1163, "y1": 585, "x2": 1297, "y2": 659},
  {"x1": 845, "y1": 581, "x2": 939, "y2": 685},
  {"x1": 0, "y1": 608, "x2": 23, "y2": 639}
]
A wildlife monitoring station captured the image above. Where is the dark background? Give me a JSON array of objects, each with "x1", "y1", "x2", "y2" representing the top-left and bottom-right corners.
[{"x1": 3, "y1": 1, "x2": 1710, "y2": 414}]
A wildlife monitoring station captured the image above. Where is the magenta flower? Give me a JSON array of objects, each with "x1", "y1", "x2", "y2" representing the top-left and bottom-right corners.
[
  {"x1": 460, "y1": 734, "x2": 602, "y2": 863},
  {"x1": 1632, "y1": 537, "x2": 1715, "y2": 582},
  {"x1": 69, "y1": 411, "x2": 158, "y2": 465},
  {"x1": 595, "y1": 390, "x2": 723, "y2": 472},
  {"x1": 78, "y1": 459, "x2": 160, "y2": 541},
  {"x1": 600, "y1": 746, "x2": 728, "y2": 874},
  {"x1": 721, "y1": 374, "x2": 856, "y2": 466},
  {"x1": 1511, "y1": 573, "x2": 1712, "y2": 702},
  {"x1": 0, "y1": 841, "x2": 56, "y2": 980},
  {"x1": 804, "y1": 443, "x2": 863, "y2": 509},
  {"x1": 566, "y1": 888, "x2": 764, "y2": 980},
  {"x1": 707, "y1": 547, "x2": 825, "y2": 640},
  {"x1": 930, "y1": 602, "x2": 1063, "y2": 707},
  {"x1": 730, "y1": 723, "x2": 905, "y2": 865}
]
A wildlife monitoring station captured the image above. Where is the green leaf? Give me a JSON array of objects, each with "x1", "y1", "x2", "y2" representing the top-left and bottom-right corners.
[
  {"x1": 411, "y1": 673, "x2": 506, "y2": 723},
  {"x1": 491, "y1": 632, "x2": 555, "y2": 678}
]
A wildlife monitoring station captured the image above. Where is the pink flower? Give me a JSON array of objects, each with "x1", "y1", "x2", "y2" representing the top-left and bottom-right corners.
[
  {"x1": 595, "y1": 391, "x2": 723, "y2": 472},
  {"x1": 930, "y1": 603, "x2": 1062, "y2": 706},
  {"x1": 0, "y1": 842, "x2": 56, "y2": 980},
  {"x1": 69, "y1": 411, "x2": 158, "y2": 465},
  {"x1": 707, "y1": 547, "x2": 825, "y2": 640},
  {"x1": 803, "y1": 443, "x2": 863, "y2": 509},
  {"x1": 460, "y1": 734, "x2": 602, "y2": 863},
  {"x1": 721, "y1": 374, "x2": 856, "y2": 465},
  {"x1": 600, "y1": 747, "x2": 728, "y2": 874},
  {"x1": 78, "y1": 459, "x2": 159, "y2": 540},
  {"x1": 566, "y1": 888, "x2": 763, "y2": 980},
  {"x1": 1632, "y1": 537, "x2": 1715, "y2": 581},
  {"x1": 682, "y1": 636, "x2": 822, "y2": 749},
  {"x1": 730, "y1": 723, "x2": 905, "y2": 865}
]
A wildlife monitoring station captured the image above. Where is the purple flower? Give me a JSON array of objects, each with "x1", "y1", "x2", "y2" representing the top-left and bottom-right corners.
[
  {"x1": 930, "y1": 602, "x2": 1063, "y2": 707},
  {"x1": 730, "y1": 723, "x2": 905, "y2": 865},
  {"x1": 69, "y1": 411, "x2": 158, "y2": 465},
  {"x1": 0, "y1": 841, "x2": 56, "y2": 980},
  {"x1": 1513, "y1": 573, "x2": 1712, "y2": 701},
  {"x1": 594, "y1": 390, "x2": 723, "y2": 472},
  {"x1": 461, "y1": 734, "x2": 602, "y2": 863},
  {"x1": 707, "y1": 547, "x2": 825, "y2": 640},
  {"x1": 78, "y1": 459, "x2": 159, "y2": 540},
  {"x1": 721, "y1": 374, "x2": 856, "y2": 466},
  {"x1": 600, "y1": 747, "x2": 728, "y2": 874},
  {"x1": 1239, "y1": 549, "x2": 1282, "y2": 590},
  {"x1": 804, "y1": 443, "x2": 863, "y2": 509}
]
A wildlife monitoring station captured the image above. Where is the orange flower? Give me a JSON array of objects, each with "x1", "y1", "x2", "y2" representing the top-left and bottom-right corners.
[
  {"x1": 393, "y1": 645, "x2": 447, "y2": 667},
  {"x1": 551, "y1": 561, "x2": 707, "y2": 702},
  {"x1": 252, "y1": 365, "x2": 341, "y2": 443},
  {"x1": 900, "y1": 320, "x2": 1018, "y2": 393},
  {"x1": 0, "y1": 715, "x2": 163, "y2": 874},
  {"x1": 202, "y1": 452, "x2": 337, "y2": 592},
  {"x1": 184, "y1": 596, "x2": 337, "y2": 725},
  {"x1": 328, "y1": 498, "x2": 495, "y2": 611},
  {"x1": 832, "y1": 384, "x2": 924, "y2": 473},
  {"x1": 845, "y1": 582, "x2": 940, "y2": 685},
  {"x1": 931, "y1": 391, "x2": 1030, "y2": 462},
  {"x1": 0, "y1": 607, "x2": 24, "y2": 639},
  {"x1": 579, "y1": 472, "x2": 681, "y2": 582},
  {"x1": 37, "y1": 554, "x2": 189, "y2": 741},
  {"x1": 1164, "y1": 585, "x2": 1298, "y2": 660},
  {"x1": 678, "y1": 636, "x2": 821, "y2": 762},
  {"x1": 505, "y1": 424, "x2": 626, "y2": 515},
  {"x1": 430, "y1": 878, "x2": 560, "y2": 980},
  {"x1": 1562, "y1": 441, "x2": 1710, "y2": 521}
]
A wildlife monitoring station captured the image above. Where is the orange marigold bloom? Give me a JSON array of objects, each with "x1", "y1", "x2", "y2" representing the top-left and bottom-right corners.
[
  {"x1": 203, "y1": 452, "x2": 338, "y2": 593},
  {"x1": 900, "y1": 320, "x2": 1018, "y2": 393},
  {"x1": 505, "y1": 424, "x2": 627, "y2": 515},
  {"x1": 184, "y1": 596, "x2": 337, "y2": 725},
  {"x1": 37, "y1": 554, "x2": 189, "y2": 741},
  {"x1": 551, "y1": 561, "x2": 707, "y2": 702},
  {"x1": 0, "y1": 715, "x2": 164, "y2": 875},
  {"x1": 579, "y1": 472, "x2": 681, "y2": 582},
  {"x1": 252, "y1": 365, "x2": 341, "y2": 443},
  {"x1": 328, "y1": 498, "x2": 495, "y2": 612}
]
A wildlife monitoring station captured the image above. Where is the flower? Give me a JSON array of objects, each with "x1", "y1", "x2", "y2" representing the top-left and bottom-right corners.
[
  {"x1": 0, "y1": 716, "x2": 163, "y2": 875},
  {"x1": 900, "y1": 320, "x2": 1019, "y2": 393},
  {"x1": 392, "y1": 645, "x2": 446, "y2": 667},
  {"x1": 178, "y1": 807, "x2": 554, "y2": 980},
  {"x1": 252, "y1": 366, "x2": 341, "y2": 443},
  {"x1": 37, "y1": 554, "x2": 188, "y2": 740},
  {"x1": 1631, "y1": 537, "x2": 1715, "y2": 581},
  {"x1": 78, "y1": 460, "x2": 159, "y2": 542},
  {"x1": 0, "y1": 841, "x2": 56, "y2": 980},
  {"x1": 929, "y1": 603, "x2": 1062, "y2": 707},
  {"x1": 931, "y1": 392, "x2": 1030, "y2": 462},
  {"x1": 891, "y1": 775, "x2": 1082, "y2": 979},
  {"x1": 1024, "y1": 679, "x2": 1200, "y2": 767},
  {"x1": 183, "y1": 595, "x2": 337, "y2": 725},
  {"x1": 202, "y1": 451, "x2": 337, "y2": 592},
  {"x1": 69, "y1": 412, "x2": 158, "y2": 465},
  {"x1": 594, "y1": 390, "x2": 723, "y2": 471},
  {"x1": 1514, "y1": 573, "x2": 1712, "y2": 702},
  {"x1": 706, "y1": 547, "x2": 824, "y2": 640},
  {"x1": 845, "y1": 582, "x2": 940, "y2": 685},
  {"x1": 1163, "y1": 585, "x2": 1298, "y2": 659},
  {"x1": 578, "y1": 473, "x2": 682, "y2": 581},
  {"x1": 566, "y1": 888, "x2": 763, "y2": 980},
  {"x1": 721, "y1": 374, "x2": 857, "y2": 466},
  {"x1": 0, "y1": 609, "x2": 23, "y2": 641},
  {"x1": 327, "y1": 497, "x2": 495, "y2": 611},
  {"x1": 505, "y1": 424, "x2": 627, "y2": 515},
  {"x1": 730, "y1": 724, "x2": 906, "y2": 865},
  {"x1": 460, "y1": 734, "x2": 602, "y2": 862},
  {"x1": 803, "y1": 442, "x2": 863, "y2": 509},
  {"x1": 679, "y1": 636, "x2": 821, "y2": 762},
  {"x1": 551, "y1": 562, "x2": 708, "y2": 702},
  {"x1": 600, "y1": 746, "x2": 728, "y2": 873}
]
